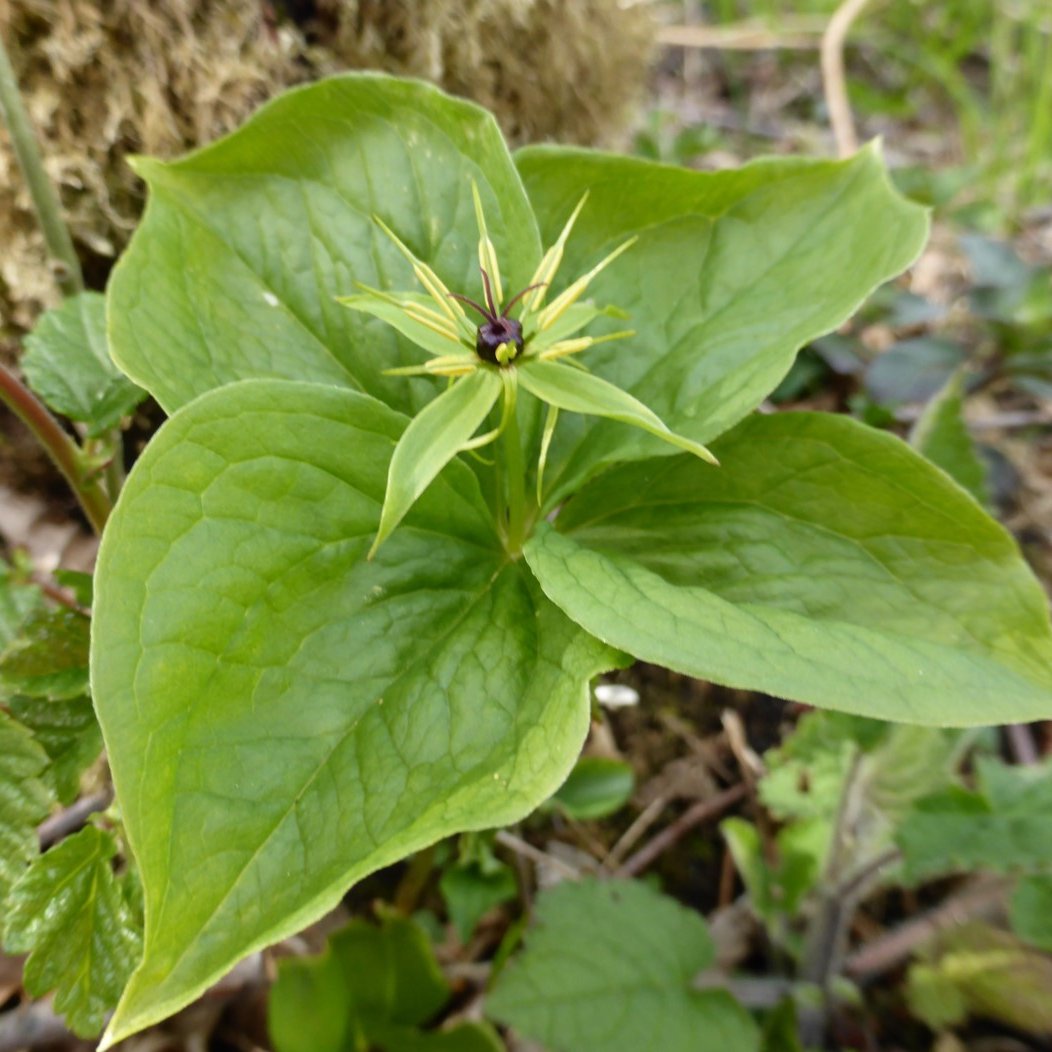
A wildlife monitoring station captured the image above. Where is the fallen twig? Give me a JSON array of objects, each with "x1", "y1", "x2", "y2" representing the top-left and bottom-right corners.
[
  {"x1": 820, "y1": 0, "x2": 874, "y2": 157},
  {"x1": 0, "y1": 1002, "x2": 77, "y2": 1052},
  {"x1": 38, "y1": 787, "x2": 113, "y2": 850},
  {"x1": 1005, "y1": 723, "x2": 1040, "y2": 765},
  {"x1": 494, "y1": 831, "x2": 583, "y2": 880},
  {"x1": 615, "y1": 784, "x2": 747, "y2": 878},
  {"x1": 844, "y1": 876, "x2": 1010, "y2": 981}
]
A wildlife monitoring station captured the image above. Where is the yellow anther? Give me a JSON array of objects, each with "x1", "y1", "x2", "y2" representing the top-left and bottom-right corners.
[
  {"x1": 523, "y1": 192, "x2": 589, "y2": 314},
  {"x1": 471, "y1": 181, "x2": 504, "y2": 306},
  {"x1": 537, "y1": 329, "x2": 636, "y2": 361},
  {"x1": 402, "y1": 303, "x2": 463, "y2": 343},
  {"x1": 374, "y1": 215, "x2": 468, "y2": 325},
  {"x1": 536, "y1": 236, "x2": 638, "y2": 332}
]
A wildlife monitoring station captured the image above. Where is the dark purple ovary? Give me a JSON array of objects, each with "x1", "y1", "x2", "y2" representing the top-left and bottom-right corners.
[{"x1": 476, "y1": 316, "x2": 524, "y2": 364}]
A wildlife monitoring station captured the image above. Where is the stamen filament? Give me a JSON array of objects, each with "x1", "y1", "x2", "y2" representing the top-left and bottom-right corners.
[{"x1": 383, "y1": 352, "x2": 476, "y2": 377}]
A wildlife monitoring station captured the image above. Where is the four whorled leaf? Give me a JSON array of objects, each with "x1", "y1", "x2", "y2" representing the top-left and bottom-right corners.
[
  {"x1": 108, "y1": 75, "x2": 540, "y2": 417},
  {"x1": 525, "y1": 412, "x2": 1052, "y2": 724},
  {"x1": 90, "y1": 379, "x2": 614, "y2": 1046},
  {"x1": 486, "y1": 879, "x2": 759, "y2": 1052},
  {"x1": 515, "y1": 143, "x2": 930, "y2": 501}
]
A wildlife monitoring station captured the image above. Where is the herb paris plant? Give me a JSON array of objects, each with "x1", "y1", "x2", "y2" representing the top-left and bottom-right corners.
[
  {"x1": 340, "y1": 182, "x2": 717, "y2": 555},
  {"x1": 91, "y1": 74, "x2": 1052, "y2": 1045}
]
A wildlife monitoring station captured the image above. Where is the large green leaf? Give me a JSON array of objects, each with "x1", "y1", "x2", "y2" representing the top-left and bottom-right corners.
[
  {"x1": 20, "y1": 292, "x2": 145, "y2": 436},
  {"x1": 486, "y1": 879, "x2": 759, "y2": 1052},
  {"x1": 90, "y1": 379, "x2": 613, "y2": 1047},
  {"x1": 524, "y1": 412, "x2": 1052, "y2": 725},
  {"x1": 108, "y1": 74, "x2": 540, "y2": 416},
  {"x1": 4, "y1": 825, "x2": 142, "y2": 1037},
  {"x1": 515, "y1": 144, "x2": 929, "y2": 499}
]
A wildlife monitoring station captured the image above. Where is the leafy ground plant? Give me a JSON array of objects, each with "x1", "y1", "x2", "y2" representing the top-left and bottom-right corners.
[
  {"x1": 719, "y1": 708, "x2": 1052, "y2": 1044},
  {"x1": 82, "y1": 73, "x2": 1052, "y2": 1045}
]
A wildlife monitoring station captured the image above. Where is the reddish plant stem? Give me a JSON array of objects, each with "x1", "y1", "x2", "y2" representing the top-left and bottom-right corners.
[
  {"x1": 844, "y1": 876, "x2": 1010, "y2": 981},
  {"x1": 0, "y1": 364, "x2": 110, "y2": 534}
]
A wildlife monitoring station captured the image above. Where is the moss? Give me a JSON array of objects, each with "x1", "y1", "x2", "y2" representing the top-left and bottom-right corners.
[
  {"x1": 311, "y1": 0, "x2": 655, "y2": 146},
  {"x1": 0, "y1": 0, "x2": 654, "y2": 337}
]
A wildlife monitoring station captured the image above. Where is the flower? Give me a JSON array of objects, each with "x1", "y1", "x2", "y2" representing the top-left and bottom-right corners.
[{"x1": 338, "y1": 183, "x2": 716, "y2": 556}]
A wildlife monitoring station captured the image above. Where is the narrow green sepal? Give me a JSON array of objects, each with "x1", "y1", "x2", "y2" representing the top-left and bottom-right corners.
[
  {"x1": 517, "y1": 360, "x2": 719, "y2": 466},
  {"x1": 338, "y1": 290, "x2": 470, "y2": 358},
  {"x1": 371, "y1": 370, "x2": 503, "y2": 557}
]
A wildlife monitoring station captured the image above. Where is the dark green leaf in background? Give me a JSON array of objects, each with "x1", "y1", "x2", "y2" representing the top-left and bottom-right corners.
[
  {"x1": 550, "y1": 755, "x2": 635, "y2": 820},
  {"x1": 1010, "y1": 874, "x2": 1052, "y2": 952},
  {"x1": 0, "y1": 711, "x2": 54, "y2": 912},
  {"x1": 864, "y1": 337, "x2": 966, "y2": 407},
  {"x1": 20, "y1": 292, "x2": 145, "y2": 435},
  {"x1": 486, "y1": 879, "x2": 759, "y2": 1052},
  {"x1": 4, "y1": 825, "x2": 142, "y2": 1037},
  {"x1": 897, "y1": 757, "x2": 1052, "y2": 881},
  {"x1": 269, "y1": 915, "x2": 503, "y2": 1052},
  {"x1": 722, "y1": 817, "x2": 824, "y2": 937},
  {"x1": 10, "y1": 694, "x2": 103, "y2": 804},
  {"x1": 0, "y1": 604, "x2": 90, "y2": 701},
  {"x1": 909, "y1": 369, "x2": 989, "y2": 504},
  {"x1": 440, "y1": 860, "x2": 517, "y2": 944},
  {"x1": 0, "y1": 558, "x2": 43, "y2": 652}
]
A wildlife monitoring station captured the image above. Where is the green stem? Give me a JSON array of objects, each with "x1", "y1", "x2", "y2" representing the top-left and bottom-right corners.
[
  {"x1": 103, "y1": 444, "x2": 126, "y2": 504},
  {"x1": 798, "y1": 748, "x2": 863, "y2": 1047},
  {"x1": 501, "y1": 373, "x2": 527, "y2": 554},
  {"x1": 0, "y1": 364, "x2": 110, "y2": 534},
  {"x1": 0, "y1": 33, "x2": 83, "y2": 297}
]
